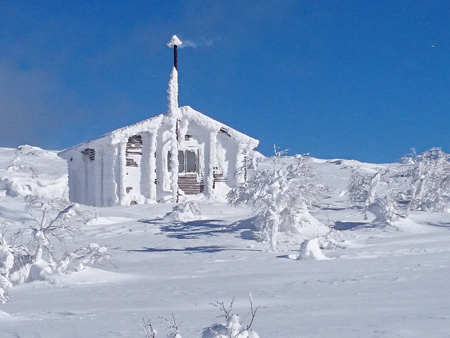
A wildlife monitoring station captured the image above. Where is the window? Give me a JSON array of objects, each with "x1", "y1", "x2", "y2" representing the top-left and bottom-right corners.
[
  {"x1": 168, "y1": 150, "x2": 198, "y2": 173},
  {"x1": 82, "y1": 148, "x2": 95, "y2": 161},
  {"x1": 185, "y1": 150, "x2": 196, "y2": 173}
]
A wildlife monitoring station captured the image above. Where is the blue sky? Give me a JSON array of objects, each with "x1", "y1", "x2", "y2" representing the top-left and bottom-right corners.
[{"x1": 0, "y1": 1, "x2": 449, "y2": 163}]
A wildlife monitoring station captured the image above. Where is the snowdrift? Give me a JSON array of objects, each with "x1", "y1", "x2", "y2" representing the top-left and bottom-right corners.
[{"x1": 0, "y1": 146, "x2": 67, "y2": 199}]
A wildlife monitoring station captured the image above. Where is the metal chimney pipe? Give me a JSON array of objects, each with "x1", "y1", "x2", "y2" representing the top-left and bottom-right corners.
[
  {"x1": 174, "y1": 45, "x2": 178, "y2": 70},
  {"x1": 167, "y1": 35, "x2": 182, "y2": 70}
]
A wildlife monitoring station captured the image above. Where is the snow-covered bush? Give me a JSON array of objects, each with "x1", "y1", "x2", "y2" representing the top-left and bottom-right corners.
[
  {"x1": 400, "y1": 148, "x2": 450, "y2": 212},
  {"x1": 164, "y1": 201, "x2": 202, "y2": 222},
  {"x1": 296, "y1": 238, "x2": 330, "y2": 260},
  {"x1": 141, "y1": 298, "x2": 261, "y2": 338},
  {"x1": 0, "y1": 196, "x2": 109, "y2": 303},
  {"x1": 0, "y1": 234, "x2": 14, "y2": 303},
  {"x1": 228, "y1": 149, "x2": 326, "y2": 251},
  {"x1": 347, "y1": 168, "x2": 401, "y2": 224},
  {"x1": 202, "y1": 298, "x2": 260, "y2": 338},
  {"x1": 347, "y1": 148, "x2": 450, "y2": 225}
]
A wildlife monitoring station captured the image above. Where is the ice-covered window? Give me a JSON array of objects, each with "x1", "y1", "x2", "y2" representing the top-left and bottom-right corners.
[
  {"x1": 168, "y1": 150, "x2": 197, "y2": 173},
  {"x1": 186, "y1": 150, "x2": 196, "y2": 173},
  {"x1": 81, "y1": 148, "x2": 95, "y2": 161}
]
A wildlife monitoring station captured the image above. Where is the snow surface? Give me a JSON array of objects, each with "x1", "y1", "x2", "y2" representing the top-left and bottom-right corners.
[{"x1": 1, "y1": 147, "x2": 450, "y2": 337}]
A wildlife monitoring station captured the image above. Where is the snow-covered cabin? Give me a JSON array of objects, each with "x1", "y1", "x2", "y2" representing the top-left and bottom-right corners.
[{"x1": 58, "y1": 37, "x2": 259, "y2": 206}]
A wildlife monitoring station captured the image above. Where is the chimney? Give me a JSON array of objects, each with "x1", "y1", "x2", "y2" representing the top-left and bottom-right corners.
[{"x1": 167, "y1": 35, "x2": 183, "y2": 70}]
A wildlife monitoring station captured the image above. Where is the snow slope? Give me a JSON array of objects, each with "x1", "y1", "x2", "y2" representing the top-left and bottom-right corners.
[{"x1": 1, "y1": 147, "x2": 450, "y2": 337}]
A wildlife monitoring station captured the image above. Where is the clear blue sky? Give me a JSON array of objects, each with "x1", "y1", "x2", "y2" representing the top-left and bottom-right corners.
[{"x1": 1, "y1": 1, "x2": 449, "y2": 163}]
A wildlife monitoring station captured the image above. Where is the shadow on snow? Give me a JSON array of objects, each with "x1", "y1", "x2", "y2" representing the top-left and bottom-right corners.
[
  {"x1": 131, "y1": 217, "x2": 259, "y2": 254},
  {"x1": 128, "y1": 245, "x2": 260, "y2": 254},
  {"x1": 138, "y1": 217, "x2": 258, "y2": 240},
  {"x1": 333, "y1": 221, "x2": 371, "y2": 231}
]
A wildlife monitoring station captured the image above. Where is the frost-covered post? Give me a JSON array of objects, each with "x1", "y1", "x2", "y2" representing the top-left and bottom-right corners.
[
  {"x1": 103, "y1": 146, "x2": 118, "y2": 206},
  {"x1": 140, "y1": 132, "x2": 152, "y2": 202},
  {"x1": 149, "y1": 132, "x2": 158, "y2": 202},
  {"x1": 205, "y1": 131, "x2": 218, "y2": 199},
  {"x1": 167, "y1": 35, "x2": 183, "y2": 202},
  {"x1": 118, "y1": 142, "x2": 127, "y2": 205}
]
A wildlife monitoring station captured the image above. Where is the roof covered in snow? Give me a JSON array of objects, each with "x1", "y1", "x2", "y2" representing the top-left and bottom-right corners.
[{"x1": 58, "y1": 107, "x2": 259, "y2": 157}]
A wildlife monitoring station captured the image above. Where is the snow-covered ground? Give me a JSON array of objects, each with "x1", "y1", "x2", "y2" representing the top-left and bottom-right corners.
[{"x1": 1, "y1": 146, "x2": 450, "y2": 337}]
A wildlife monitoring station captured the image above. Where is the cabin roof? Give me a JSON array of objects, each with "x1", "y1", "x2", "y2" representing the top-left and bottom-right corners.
[{"x1": 58, "y1": 107, "x2": 258, "y2": 158}]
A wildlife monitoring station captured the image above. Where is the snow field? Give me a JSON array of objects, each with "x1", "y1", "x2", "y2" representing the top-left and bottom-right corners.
[{"x1": 1, "y1": 146, "x2": 450, "y2": 337}]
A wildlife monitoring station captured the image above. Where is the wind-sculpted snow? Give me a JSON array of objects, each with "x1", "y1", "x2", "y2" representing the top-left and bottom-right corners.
[{"x1": 0, "y1": 146, "x2": 67, "y2": 199}]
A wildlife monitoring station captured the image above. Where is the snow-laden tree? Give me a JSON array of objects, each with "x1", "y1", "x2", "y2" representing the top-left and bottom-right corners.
[
  {"x1": 0, "y1": 233, "x2": 15, "y2": 303},
  {"x1": 400, "y1": 148, "x2": 450, "y2": 212},
  {"x1": 227, "y1": 149, "x2": 326, "y2": 251},
  {"x1": 347, "y1": 148, "x2": 450, "y2": 225},
  {"x1": 347, "y1": 168, "x2": 401, "y2": 223},
  {"x1": 0, "y1": 196, "x2": 109, "y2": 303}
]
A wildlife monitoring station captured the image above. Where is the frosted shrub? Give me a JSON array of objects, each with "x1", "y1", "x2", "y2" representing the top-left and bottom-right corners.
[
  {"x1": 228, "y1": 149, "x2": 325, "y2": 251},
  {"x1": 400, "y1": 148, "x2": 450, "y2": 212},
  {"x1": 0, "y1": 196, "x2": 109, "y2": 302},
  {"x1": 165, "y1": 201, "x2": 201, "y2": 222},
  {"x1": 142, "y1": 298, "x2": 261, "y2": 338},
  {"x1": 348, "y1": 169, "x2": 385, "y2": 219},
  {"x1": 296, "y1": 238, "x2": 330, "y2": 261},
  {"x1": 0, "y1": 234, "x2": 14, "y2": 303},
  {"x1": 202, "y1": 298, "x2": 260, "y2": 338},
  {"x1": 202, "y1": 314, "x2": 260, "y2": 338},
  {"x1": 347, "y1": 148, "x2": 450, "y2": 225},
  {"x1": 57, "y1": 243, "x2": 109, "y2": 273},
  {"x1": 347, "y1": 168, "x2": 401, "y2": 224}
]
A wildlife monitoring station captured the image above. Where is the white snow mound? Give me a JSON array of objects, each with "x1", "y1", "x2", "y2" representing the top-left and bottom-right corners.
[
  {"x1": 164, "y1": 201, "x2": 202, "y2": 222},
  {"x1": 296, "y1": 238, "x2": 330, "y2": 260}
]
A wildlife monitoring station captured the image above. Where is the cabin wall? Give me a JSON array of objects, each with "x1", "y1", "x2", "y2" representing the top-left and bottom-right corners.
[
  {"x1": 102, "y1": 146, "x2": 119, "y2": 206},
  {"x1": 216, "y1": 132, "x2": 239, "y2": 188},
  {"x1": 66, "y1": 151, "x2": 85, "y2": 204}
]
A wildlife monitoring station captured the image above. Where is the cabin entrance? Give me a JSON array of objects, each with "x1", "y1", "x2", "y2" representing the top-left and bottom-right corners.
[{"x1": 168, "y1": 149, "x2": 203, "y2": 194}]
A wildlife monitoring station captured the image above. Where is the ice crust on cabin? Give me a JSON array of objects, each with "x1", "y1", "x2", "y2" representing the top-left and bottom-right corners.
[{"x1": 58, "y1": 107, "x2": 258, "y2": 206}]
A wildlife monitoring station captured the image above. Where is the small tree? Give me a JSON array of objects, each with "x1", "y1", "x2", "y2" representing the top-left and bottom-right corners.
[
  {"x1": 347, "y1": 168, "x2": 402, "y2": 223},
  {"x1": 228, "y1": 149, "x2": 325, "y2": 251},
  {"x1": 202, "y1": 296, "x2": 261, "y2": 338},
  {"x1": 141, "y1": 297, "x2": 261, "y2": 338},
  {"x1": 347, "y1": 148, "x2": 450, "y2": 225},
  {"x1": 0, "y1": 196, "x2": 109, "y2": 302},
  {"x1": 400, "y1": 148, "x2": 450, "y2": 212},
  {"x1": 20, "y1": 195, "x2": 91, "y2": 265}
]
